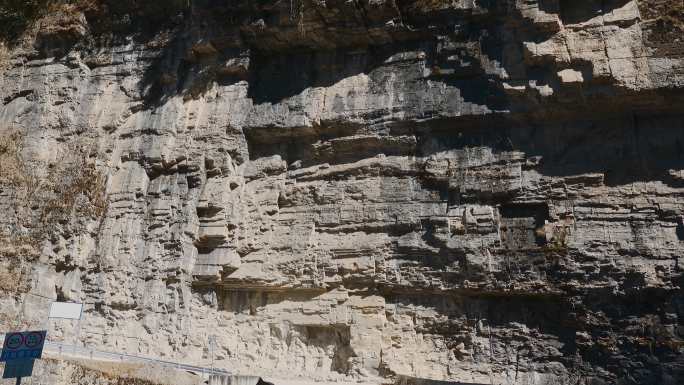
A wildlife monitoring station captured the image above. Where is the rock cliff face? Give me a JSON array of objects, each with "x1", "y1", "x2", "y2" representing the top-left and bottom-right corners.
[{"x1": 1, "y1": 1, "x2": 684, "y2": 384}]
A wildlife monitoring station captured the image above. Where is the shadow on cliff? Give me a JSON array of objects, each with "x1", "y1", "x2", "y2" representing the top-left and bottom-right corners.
[
  {"x1": 137, "y1": 3, "x2": 517, "y2": 110},
  {"x1": 133, "y1": 0, "x2": 684, "y2": 189},
  {"x1": 244, "y1": 42, "x2": 510, "y2": 109},
  {"x1": 415, "y1": 110, "x2": 684, "y2": 187},
  {"x1": 382, "y1": 272, "x2": 684, "y2": 385},
  {"x1": 245, "y1": 48, "x2": 387, "y2": 105},
  {"x1": 556, "y1": 0, "x2": 632, "y2": 25}
]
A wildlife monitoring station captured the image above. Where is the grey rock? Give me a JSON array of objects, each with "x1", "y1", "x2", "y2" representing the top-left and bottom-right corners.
[{"x1": 1, "y1": 1, "x2": 684, "y2": 385}]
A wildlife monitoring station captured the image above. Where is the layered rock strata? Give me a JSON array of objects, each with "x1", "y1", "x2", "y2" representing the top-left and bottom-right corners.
[{"x1": 1, "y1": 1, "x2": 684, "y2": 384}]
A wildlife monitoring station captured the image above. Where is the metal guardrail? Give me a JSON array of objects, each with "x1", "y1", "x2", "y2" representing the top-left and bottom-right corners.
[{"x1": 43, "y1": 341, "x2": 231, "y2": 377}]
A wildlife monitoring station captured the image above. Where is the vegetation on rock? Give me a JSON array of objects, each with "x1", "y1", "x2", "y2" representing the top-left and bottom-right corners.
[
  {"x1": 0, "y1": 0, "x2": 51, "y2": 41},
  {"x1": 638, "y1": 0, "x2": 684, "y2": 54},
  {"x1": 0, "y1": 129, "x2": 108, "y2": 268},
  {"x1": 0, "y1": 0, "x2": 188, "y2": 43}
]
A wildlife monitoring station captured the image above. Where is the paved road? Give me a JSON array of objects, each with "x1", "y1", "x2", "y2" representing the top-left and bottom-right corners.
[{"x1": 43, "y1": 341, "x2": 231, "y2": 377}]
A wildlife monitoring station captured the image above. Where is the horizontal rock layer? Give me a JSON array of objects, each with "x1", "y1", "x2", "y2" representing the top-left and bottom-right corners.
[{"x1": 1, "y1": 1, "x2": 684, "y2": 384}]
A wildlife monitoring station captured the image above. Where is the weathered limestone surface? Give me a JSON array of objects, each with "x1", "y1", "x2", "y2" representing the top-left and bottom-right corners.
[{"x1": 1, "y1": 1, "x2": 684, "y2": 384}]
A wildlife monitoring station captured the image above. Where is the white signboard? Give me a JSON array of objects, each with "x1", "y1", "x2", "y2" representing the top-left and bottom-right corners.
[{"x1": 48, "y1": 302, "x2": 83, "y2": 320}]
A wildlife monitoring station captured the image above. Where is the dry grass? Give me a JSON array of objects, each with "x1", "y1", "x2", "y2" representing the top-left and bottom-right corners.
[
  {"x1": 0, "y1": 129, "x2": 108, "y2": 224},
  {"x1": 0, "y1": 249, "x2": 32, "y2": 293},
  {"x1": 0, "y1": 41, "x2": 9, "y2": 70},
  {"x1": 541, "y1": 223, "x2": 570, "y2": 255},
  {"x1": 39, "y1": 357, "x2": 203, "y2": 385},
  {"x1": 69, "y1": 364, "x2": 165, "y2": 385},
  {"x1": 0, "y1": 129, "x2": 108, "y2": 291},
  {"x1": 638, "y1": 0, "x2": 684, "y2": 56}
]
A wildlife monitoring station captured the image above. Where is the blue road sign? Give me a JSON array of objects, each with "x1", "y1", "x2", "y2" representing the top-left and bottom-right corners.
[
  {"x1": 2, "y1": 359, "x2": 35, "y2": 379},
  {"x1": 1, "y1": 331, "x2": 46, "y2": 362}
]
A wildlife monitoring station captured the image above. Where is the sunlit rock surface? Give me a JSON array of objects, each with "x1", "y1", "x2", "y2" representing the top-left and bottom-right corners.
[{"x1": 1, "y1": 1, "x2": 684, "y2": 384}]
